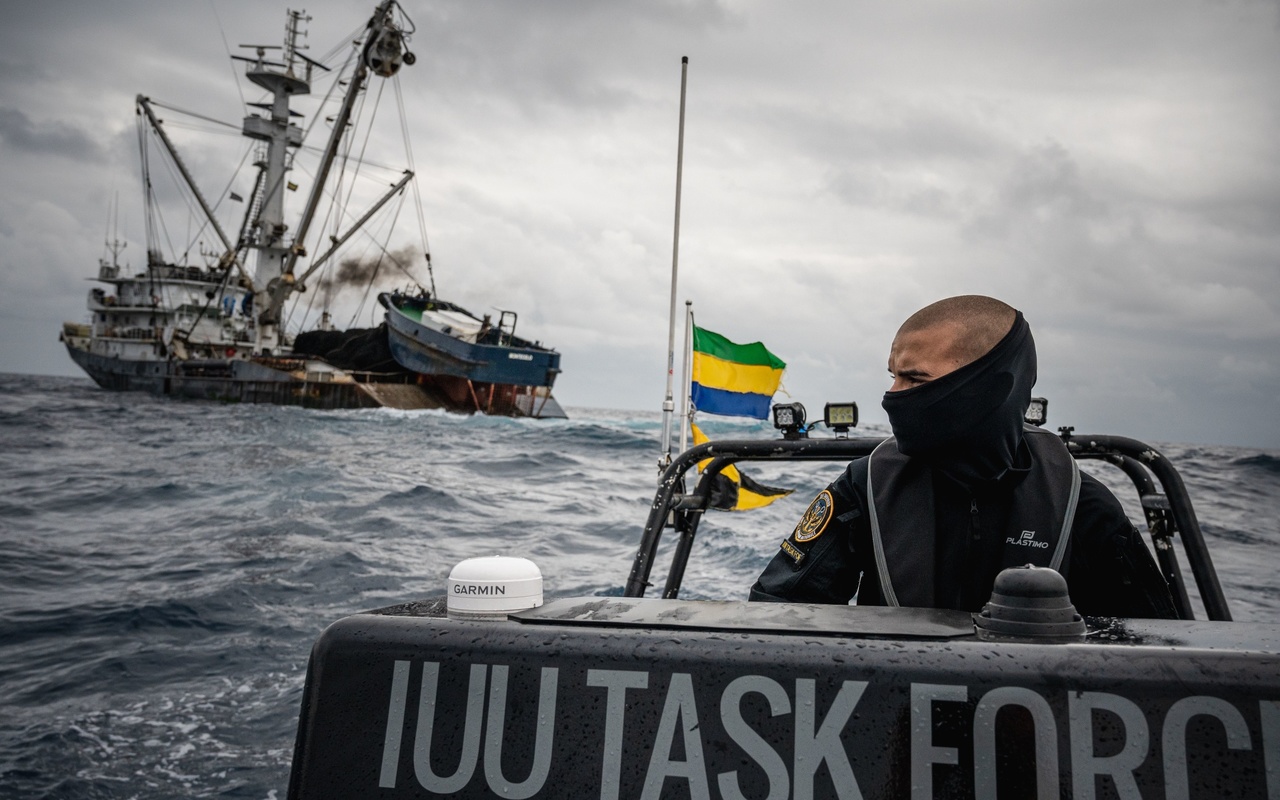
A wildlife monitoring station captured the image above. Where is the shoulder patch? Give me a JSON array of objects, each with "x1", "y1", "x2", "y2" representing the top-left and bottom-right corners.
[
  {"x1": 793, "y1": 489, "x2": 834, "y2": 543},
  {"x1": 780, "y1": 539, "x2": 806, "y2": 566}
]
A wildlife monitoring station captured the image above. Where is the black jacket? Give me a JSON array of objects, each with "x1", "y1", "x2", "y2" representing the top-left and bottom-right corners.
[{"x1": 749, "y1": 454, "x2": 1178, "y2": 619}]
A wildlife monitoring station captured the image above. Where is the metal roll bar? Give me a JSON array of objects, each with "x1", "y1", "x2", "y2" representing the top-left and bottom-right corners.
[
  {"x1": 624, "y1": 431, "x2": 1231, "y2": 621},
  {"x1": 626, "y1": 438, "x2": 883, "y2": 599},
  {"x1": 1063, "y1": 432, "x2": 1230, "y2": 620}
]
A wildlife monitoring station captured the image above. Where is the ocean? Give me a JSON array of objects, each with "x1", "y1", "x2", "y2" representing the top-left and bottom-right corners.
[{"x1": 1, "y1": 372, "x2": 1277, "y2": 798}]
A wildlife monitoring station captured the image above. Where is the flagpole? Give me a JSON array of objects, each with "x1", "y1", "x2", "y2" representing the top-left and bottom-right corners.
[
  {"x1": 659, "y1": 56, "x2": 689, "y2": 471},
  {"x1": 678, "y1": 300, "x2": 693, "y2": 455}
]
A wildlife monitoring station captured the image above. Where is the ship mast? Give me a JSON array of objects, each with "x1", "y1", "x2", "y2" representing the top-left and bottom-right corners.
[
  {"x1": 236, "y1": 9, "x2": 312, "y2": 355},
  {"x1": 238, "y1": 0, "x2": 413, "y2": 356},
  {"x1": 136, "y1": 96, "x2": 242, "y2": 275}
]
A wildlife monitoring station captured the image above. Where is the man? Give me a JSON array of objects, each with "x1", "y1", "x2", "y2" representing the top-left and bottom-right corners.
[{"x1": 750, "y1": 295, "x2": 1176, "y2": 618}]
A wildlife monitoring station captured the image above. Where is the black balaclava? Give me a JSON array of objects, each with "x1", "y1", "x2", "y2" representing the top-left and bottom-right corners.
[{"x1": 881, "y1": 311, "x2": 1036, "y2": 488}]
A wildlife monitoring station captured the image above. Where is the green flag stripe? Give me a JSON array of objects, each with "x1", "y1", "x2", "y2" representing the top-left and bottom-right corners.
[{"x1": 692, "y1": 326, "x2": 786, "y2": 370}]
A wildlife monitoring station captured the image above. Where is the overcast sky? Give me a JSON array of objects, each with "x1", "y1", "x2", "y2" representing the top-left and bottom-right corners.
[{"x1": 1, "y1": 0, "x2": 1277, "y2": 448}]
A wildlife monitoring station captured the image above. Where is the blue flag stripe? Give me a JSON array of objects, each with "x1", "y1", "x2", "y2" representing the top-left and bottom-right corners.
[{"x1": 690, "y1": 382, "x2": 772, "y2": 419}]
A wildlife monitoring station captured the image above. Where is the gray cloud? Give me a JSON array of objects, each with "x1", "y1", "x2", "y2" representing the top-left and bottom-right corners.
[
  {"x1": 0, "y1": 108, "x2": 103, "y2": 160},
  {"x1": 1, "y1": 0, "x2": 1278, "y2": 448},
  {"x1": 963, "y1": 142, "x2": 1105, "y2": 240}
]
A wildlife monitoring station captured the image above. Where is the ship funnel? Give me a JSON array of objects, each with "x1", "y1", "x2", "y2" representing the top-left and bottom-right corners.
[{"x1": 447, "y1": 556, "x2": 543, "y2": 620}]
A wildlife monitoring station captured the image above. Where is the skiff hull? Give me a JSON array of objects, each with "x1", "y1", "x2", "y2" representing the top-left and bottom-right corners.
[{"x1": 288, "y1": 597, "x2": 1280, "y2": 799}]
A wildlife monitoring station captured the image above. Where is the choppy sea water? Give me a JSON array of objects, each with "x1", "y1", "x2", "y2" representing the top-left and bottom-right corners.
[{"x1": 0, "y1": 372, "x2": 1277, "y2": 798}]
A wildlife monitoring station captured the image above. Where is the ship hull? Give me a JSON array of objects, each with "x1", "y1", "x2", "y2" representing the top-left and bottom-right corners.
[
  {"x1": 66, "y1": 340, "x2": 386, "y2": 410},
  {"x1": 383, "y1": 296, "x2": 561, "y2": 388},
  {"x1": 379, "y1": 293, "x2": 567, "y2": 418},
  {"x1": 65, "y1": 338, "x2": 566, "y2": 416},
  {"x1": 400, "y1": 372, "x2": 567, "y2": 419}
]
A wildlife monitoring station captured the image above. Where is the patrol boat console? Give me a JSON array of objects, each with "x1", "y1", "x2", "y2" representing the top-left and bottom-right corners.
[{"x1": 287, "y1": 427, "x2": 1278, "y2": 799}]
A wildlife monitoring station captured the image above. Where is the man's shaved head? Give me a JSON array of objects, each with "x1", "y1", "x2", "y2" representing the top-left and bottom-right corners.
[{"x1": 896, "y1": 295, "x2": 1016, "y2": 367}]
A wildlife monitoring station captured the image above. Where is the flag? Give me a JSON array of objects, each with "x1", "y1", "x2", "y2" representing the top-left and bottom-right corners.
[
  {"x1": 690, "y1": 325, "x2": 786, "y2": 419},
  {"x1": 229, "y1": 191, "x2": 244, "y2": 203},
  {"x1": 691, "y1": 423, "x2": 792, "y2": 511}
]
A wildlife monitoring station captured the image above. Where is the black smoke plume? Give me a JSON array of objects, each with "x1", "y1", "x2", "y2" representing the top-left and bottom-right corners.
[{"x1": 318, "y1": 246, "x2": 421, "y2": 306}]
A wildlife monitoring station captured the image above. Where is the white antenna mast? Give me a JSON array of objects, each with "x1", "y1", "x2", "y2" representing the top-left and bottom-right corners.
[{"x1": 659, "y1": 56, "x2": 689, "y2": 472}]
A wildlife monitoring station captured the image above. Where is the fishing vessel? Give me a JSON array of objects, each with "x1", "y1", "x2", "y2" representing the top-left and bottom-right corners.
[
  {"x1": 286, "y1": 418, "x2": 1279, "y2": 799},
  {"x1": 59, "y1": 2, "x2": 564, "y2": 417},
  {"x1": 379, "y1": 291, "x2": 564, "y2": 419}
]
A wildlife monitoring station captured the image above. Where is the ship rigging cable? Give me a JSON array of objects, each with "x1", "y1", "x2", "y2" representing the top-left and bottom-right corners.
[{"x1": 394, "y1": 68, "x2": 435, "y2": 297}]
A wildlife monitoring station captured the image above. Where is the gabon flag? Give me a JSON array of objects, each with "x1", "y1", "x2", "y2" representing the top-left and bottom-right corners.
[
  {"x1": 691, "y1": 422, "x2": 792, "y2": 511},
  {"x1": 689, "y1": 326, "x2": 786, "y2": 420}
]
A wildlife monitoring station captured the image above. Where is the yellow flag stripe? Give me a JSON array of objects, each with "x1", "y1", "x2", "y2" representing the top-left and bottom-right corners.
[
  {"x1": 734, "y1": 487, "x2": 786, "y2": 511},
  {"x1": 691, "y1": 422, "x2": 790, "y2": 511},
  {"x1": 692, "y1": 422, "x2": 714, "y2": 471},
  {"x1": 691, "y1": 351, "x2": 784, "y2": 397}
]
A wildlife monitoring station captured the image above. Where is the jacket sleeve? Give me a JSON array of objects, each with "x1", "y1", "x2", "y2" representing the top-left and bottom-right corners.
[
  {"x1": 749, "y1": 459, "x2": 869, "y2": 604},
  {"x1": 1065, "y1": 472, "x2": 1179, "y2": 619}
]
